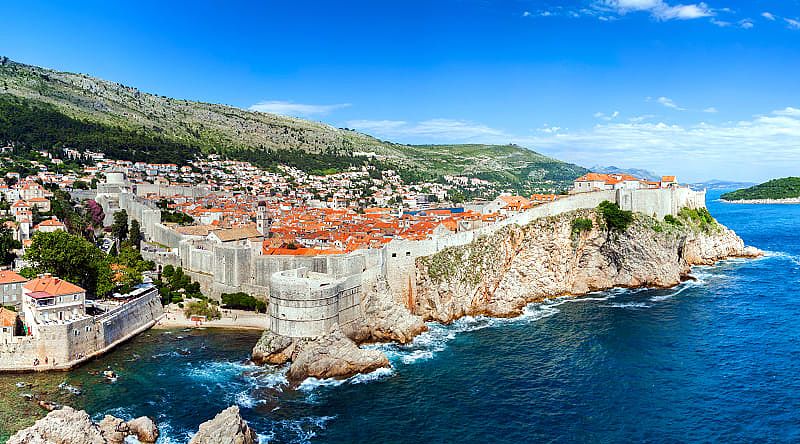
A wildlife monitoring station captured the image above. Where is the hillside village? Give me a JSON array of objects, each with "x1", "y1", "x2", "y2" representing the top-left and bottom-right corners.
[{"x1": 0, "y1": 142, "x2": 700, "y2": 372}]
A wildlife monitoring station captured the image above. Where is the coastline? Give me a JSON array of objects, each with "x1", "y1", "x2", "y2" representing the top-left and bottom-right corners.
[
  {"x1": 153, "y1": 305, "x2": 269, "y2": 331},
  {"x1": 721, "y1": 197, "x2": 800, "y2": 204}
]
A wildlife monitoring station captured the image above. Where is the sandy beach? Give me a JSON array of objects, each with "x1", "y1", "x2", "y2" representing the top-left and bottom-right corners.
[{"x1": 153, "y1": 305, "x2": 269, "y2": 330}]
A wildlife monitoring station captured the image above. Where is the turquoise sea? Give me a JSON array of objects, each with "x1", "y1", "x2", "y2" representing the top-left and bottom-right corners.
[{"x1": 2, "y1": 189, "x2": 800, "y2": 443}]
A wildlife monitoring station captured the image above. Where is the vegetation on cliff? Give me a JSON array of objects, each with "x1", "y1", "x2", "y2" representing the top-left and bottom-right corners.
[
  {"x1": 721, "y1": 177, "x2": 800, "y2": 201},
  {"x1": 597, "y1": 201, "x2": 633, "y2": 232}
]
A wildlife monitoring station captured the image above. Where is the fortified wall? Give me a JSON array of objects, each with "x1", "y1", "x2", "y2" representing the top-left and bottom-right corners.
[
  {"x1": 117, "y1": 186, "x2": 705, "y2": 339},
  {"x1": 0, "y1": 288, "x2": 163, "y2": 371}
]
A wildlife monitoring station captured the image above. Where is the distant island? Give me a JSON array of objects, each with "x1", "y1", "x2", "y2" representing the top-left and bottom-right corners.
[{"x1": 721, "y1": 177, "x2": 800, "y2": 203}]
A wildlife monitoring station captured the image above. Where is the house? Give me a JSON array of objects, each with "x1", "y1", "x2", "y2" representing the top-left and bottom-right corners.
[
  {"x1": 207, "y1": 225, "x2": 263, "y2": 244},
  {"x1": 27, "y1": 197, "x2": 51, "y2": 213},
  {"x1": 661, "y1": 176, "x2": 678, "y2": 188},
  {"x1": 571, "y1": 173, "x2": 648, "y2": 194},
  {"x1": 34, "y1": 217, "x2": 66, "y2": 234},
  {"x1": 481, "y1": 194, "x2": 531, "y2": 215},
  {"x1": 0, "y1": 270, "x2": 27, "y2": 309},
  {"x1": 22, "y1": 274, "x2": 87, "y2": 332},
  {"x1": 11, "y1": 200, "x2": 30, "y2": 217}
]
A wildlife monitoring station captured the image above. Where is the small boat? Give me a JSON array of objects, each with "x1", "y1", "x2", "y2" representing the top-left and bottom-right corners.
[
  {"x1": 15, "y1": 382, "x2": 30, "y2": 389},
  {"x1": 103, "y1": 370, "x2": 118, "y2": 381},
  {"x1": 20, "y1": 393, "x2": 33, "y2": 400},
  {"x1": 58, "y1": 382, "x2": 82, "y2": 396}
]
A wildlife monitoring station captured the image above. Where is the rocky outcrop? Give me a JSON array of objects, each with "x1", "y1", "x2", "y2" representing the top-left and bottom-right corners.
[
  {"x1": 287, "y1": 328, "x2": 390, "y2": 382},
  {"x1": 189, "y1": 406, "x2": 257, "y2": 444},
  {"x1": 126, "y1": 416, "x2": 159, "y2": 443},
  {"x1": 9, "y1": 406, "x2": 252, "y2": 444},
  {"x1": 352, "y1": 280, "x2": 427, "y2": 344},
  {"x1": 414, "y1": 209, "x2": 760, "y2": 322},
  {"x1": 7, "y1": 406, "x2": 107, "y2": 444},
  {"x1": 251, "y1": 330, "x2": 294, "y2": 365}
]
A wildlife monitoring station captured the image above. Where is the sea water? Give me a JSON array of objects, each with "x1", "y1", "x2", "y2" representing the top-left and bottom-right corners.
[{"x1": 3, "y1": 190, "x2": 800, "y2": 443}]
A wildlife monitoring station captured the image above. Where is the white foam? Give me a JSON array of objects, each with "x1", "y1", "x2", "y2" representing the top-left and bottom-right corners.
[
  {"x1": 348, "y1": 366, "x2": 394, "y2": 384},
  {"x1": 607, "y1": 302, "x2": 650, "y2": 309}
]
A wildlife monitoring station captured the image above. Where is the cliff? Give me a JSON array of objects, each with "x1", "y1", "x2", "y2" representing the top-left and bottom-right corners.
[
  {"x1": 253, "y1": 207, "x2": 759, "y2": 382},
  {"x1": 7, "y1": 405, "x2": 256, "y2": 444},
  {"x1": 413, "y1": 209, "x2": 760, "y2": 323}
]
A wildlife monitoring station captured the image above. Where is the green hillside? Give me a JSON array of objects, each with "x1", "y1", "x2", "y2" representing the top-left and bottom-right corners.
[
  {"x1": 0, "y1": 57, "x2": 587, "y2": 191},
  {"x1": 721, "y1": 177, "x2": 800, "y2": 201}
]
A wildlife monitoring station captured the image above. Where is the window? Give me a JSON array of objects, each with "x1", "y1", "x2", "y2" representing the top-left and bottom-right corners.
[
  {"x1": 391, "y1": 253, "x2": 397, "y2": 258},
  {"x1": 406, "y1": 252, "x2": 411, "y2": 256}
]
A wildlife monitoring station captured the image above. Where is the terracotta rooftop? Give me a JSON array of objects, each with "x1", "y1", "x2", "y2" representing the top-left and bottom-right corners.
[
  {"x1": 24, "y1": 275, "x2": 85, "y2": 297},
  {"x1": 0, "y1": 270, "x2": 26, "y2": 285}
]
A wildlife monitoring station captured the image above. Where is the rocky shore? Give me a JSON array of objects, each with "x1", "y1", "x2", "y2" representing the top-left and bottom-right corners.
[
  {"x1": 252, "y1": 208, "x2": 760, "y2": 382},
  {"x1": 7, "y1": 405, "x2": 256, "y2": 444}
]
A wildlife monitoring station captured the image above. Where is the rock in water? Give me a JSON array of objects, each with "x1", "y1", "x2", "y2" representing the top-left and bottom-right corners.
[
  {"x1": 7, "y1": 406, "x2": 107, "y2": 444},
  {"x1": 98, "y1": 415, "x2": 129, "y2": 444},
  {"x1": 287, "y1": 328, "x2": 390, "y2": 382},
  {"x1": 251, "y1": 330, "x2": 294, "y2": 365},
  {"x1": 189, "y1": 406, "x2": 257, "y2": 444},
  {"x1": 126, "y1": 416, "x2": 159, "y2": 443}
]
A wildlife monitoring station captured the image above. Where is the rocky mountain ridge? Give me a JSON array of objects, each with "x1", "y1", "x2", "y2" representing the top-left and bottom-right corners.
[{"x1": 0, "y1": 57, "x2": 587, "y2": 191}]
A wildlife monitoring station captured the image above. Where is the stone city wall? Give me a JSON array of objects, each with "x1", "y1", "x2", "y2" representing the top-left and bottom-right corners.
[{"x1": 0, "y1": 289, "x2": 162, "y2": 372}]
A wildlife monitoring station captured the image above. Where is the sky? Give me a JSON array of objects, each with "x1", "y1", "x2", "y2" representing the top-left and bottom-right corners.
[{"x1": 2, "y1": 0, "x2": 800, "y2": 182}]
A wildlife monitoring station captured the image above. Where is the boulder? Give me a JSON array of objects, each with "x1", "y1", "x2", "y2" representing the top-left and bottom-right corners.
[
  {"x1": 251, "y1": 330, "x2": 293, "y2": 365},
  {"x1": 126, "y1": 416, "x2": 159, "y2": 443},
  {"x1": 98, "y1": 415, "x2": 129, "y2": 444},
  {"x1": 189, "y1": 406, "x2": 257, "y2": 444},
  {"x1": 7, "y1": 406, "x2": 107, "y2": 444},
  {"x1": 287, "y1": 328, "x2": 390, "y2": 382}
]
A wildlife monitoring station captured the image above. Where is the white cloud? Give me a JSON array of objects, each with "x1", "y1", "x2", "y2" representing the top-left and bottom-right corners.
[
  {"x1": 761, "y1": 12, "x2": 776, "y2": 21},
  {"x1": 703, "y1": 107, "x2": 718, "y2": 113},
  {"x1": 774, "y1": 107, "x2": 800, "y2": 116},
  {"x1": 785, "y1": 18, "x2": 800, "y2": 30},
  {"x1": 594, "y1": 111, "x2": 620, "y2": 121},
  {"x1": 346, "y1": 118, "x2": 507, "y2": 140},
  {"x1": 522, "y1": 11, "x2": 532, "y2": 17},
  {"x1": 350, "y1": 106, "x2": 800, "y2": 181},
  {"x1": 249, "y1": 101, "x2": 351, "y2": 117},
  {"x1": 739, "y1": 19, "x2": 754, "y2": 29},
  {"x1": 710, "y1": 19, "x2": 731, "y2": 27},
  {"x1": 657, "y1": 96, "x2": 686, "y2": 110},
  {"x1": 599, "y1": 0, "x2": 713, "y2": 21},
  {"x1": 513, "y1": 106, "x2": 800, "y2": 181}
]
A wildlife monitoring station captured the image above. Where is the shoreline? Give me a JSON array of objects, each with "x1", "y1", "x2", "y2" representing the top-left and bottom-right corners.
[
  {"x1": 153, "y1": 306, "x2": 269, "y2": 331},
  {"x1": 721, "y1": 198, "x2": 800, "y2": 204}
]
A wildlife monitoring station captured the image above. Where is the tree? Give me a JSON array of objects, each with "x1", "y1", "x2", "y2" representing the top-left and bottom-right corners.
[
  {"x1": 111, "y1": 210, "x2": 128, "y2": 241},
  {"x1": 22, "y1": 231, "x2": 111, "y2": 297},
  {"x1": 85, "y1": 199, "x2": 105, "y2": 229},
  {"x1": 128, "y1": 219, "x2": 142, "y2": 248},
  {"x1": 0, "y1": 226, "x2": 21, "y2": 265}
]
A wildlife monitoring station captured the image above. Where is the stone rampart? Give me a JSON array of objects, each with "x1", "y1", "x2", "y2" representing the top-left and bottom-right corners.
[{"x1": 0, "y1": 289, "x2": 163, "y2": 372}]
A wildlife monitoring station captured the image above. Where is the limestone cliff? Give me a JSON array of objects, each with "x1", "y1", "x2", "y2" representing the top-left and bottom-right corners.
[
  {"x1": 252, "y1": 208, "x2": 759, "y2": 383},
  {"x1": 413, "y1": 209, "x2": 759, "y2": 322}
]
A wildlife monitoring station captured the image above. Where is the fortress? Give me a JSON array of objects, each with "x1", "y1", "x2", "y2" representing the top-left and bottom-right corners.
[{"x1": 96, "y1": 180, "x2": 705, "y2": 340}]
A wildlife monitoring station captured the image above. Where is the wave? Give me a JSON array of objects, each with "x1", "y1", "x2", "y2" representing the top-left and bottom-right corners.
[
  {"x1": 762, "y1": 250, "x2": 800, "y2": 267},
  {"x1": 606, "y1": 302, "x2": 651, "y2": 309},
  {"x1": 259, "y1": 415, "x2": 336, "y2": 444}
]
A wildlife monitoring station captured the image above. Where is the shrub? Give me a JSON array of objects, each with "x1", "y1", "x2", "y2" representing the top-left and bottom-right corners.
[
  {"x1": 571, "y1": 217, "x2": 593, "y2": 235},
  {"x1": 678, "y1": 207, "x2": 716, "y2": 232},
  {"x1": 664, "y1": 214, "x2": 682, "y2": 226},
  {"x1": 184, "y1": 300, "x2": 221, "y2": 320},
  {"x1": 597, "y1": 201, "x2": 634, "y2": 232},
  {"x1": 221, "y1": 292, "x2": 267, "y2": 313}
]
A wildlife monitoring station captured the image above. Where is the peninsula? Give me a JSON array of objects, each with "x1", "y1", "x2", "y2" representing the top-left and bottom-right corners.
[{"x1": 721, "y1": 177, "x2": 800, "y2": 203}]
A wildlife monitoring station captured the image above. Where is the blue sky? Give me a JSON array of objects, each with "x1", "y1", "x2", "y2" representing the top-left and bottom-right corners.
[{"x1": 2, "y1": 0, "x2": 800, "y2": 182}]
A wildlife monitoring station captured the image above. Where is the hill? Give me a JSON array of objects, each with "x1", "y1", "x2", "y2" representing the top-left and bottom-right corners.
[
  {"x1": 720, "y1": 177, "x2": 800, "y2": 201},
  {"x1": 689, "y1": 179, "x2": 757, "y2": 191},
  {"x1": 0, "y1": 57, "x2": 587, "y2": 192},
  {"x1": 591, "y1": 165, "x2": 660, "y2": 182}
]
